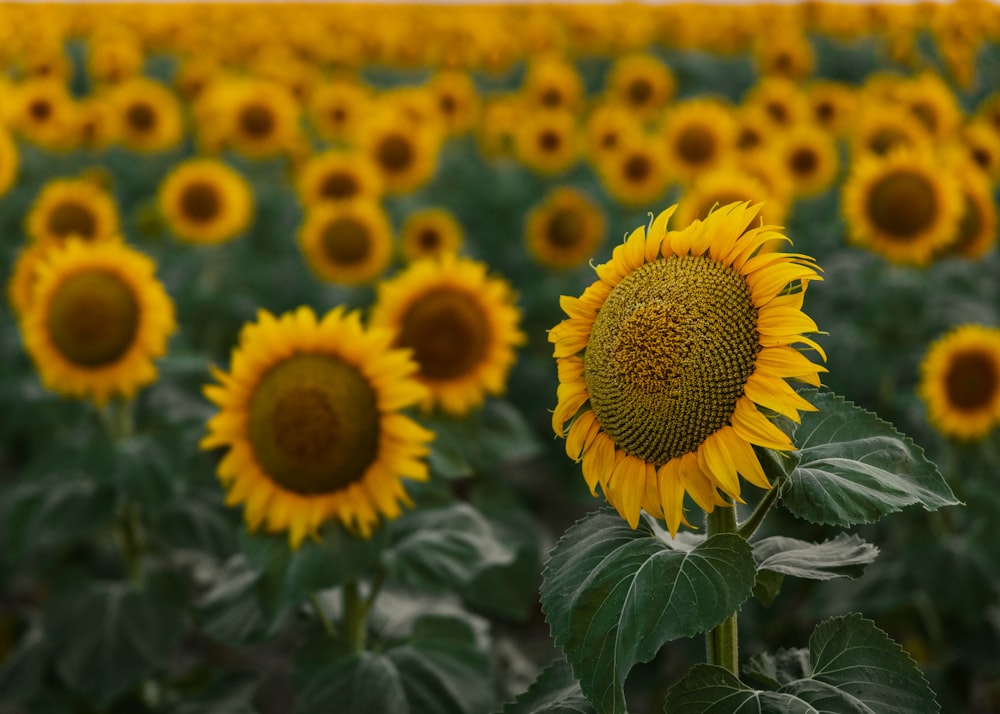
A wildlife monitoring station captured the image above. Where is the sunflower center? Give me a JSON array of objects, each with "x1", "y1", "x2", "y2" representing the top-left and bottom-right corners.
[
  {"x1": 869, "y1": 128, "x2": 907, "y2": 155},
  {"x1": 584, "y1": 256, "x2": 759, "y2": 464},
  {"x1": 29, "y1": 99, "x2": 52, "y2": 121},
  {"x1": 126, "y1": 102, "x2": 156, "y2": 132},
  {"x1": 547, "y1": 208, "x2": 584, "y2": 247},
  {"x1": 944, "y1": 350, "x2": 997, "y2": 411},
  {"x1": 738, "y1": 126, "x2": 762, "y2": 150},
  {"x1": 47, "y1": 200, "x2": 97, "y2": 240},
  {"x1": 676, "y1": 125, "x2": 715, "y2": 165},
  {"x1": 179, "y1": 181, "x2": 221, "y2": 223},
  {"x1": 376, "y1": 134, "x2": 415, "y2": 173},
  {"x1": 240, "y1": 103, "x2": 275, "y2": 138},
  {"x1": 600, "y1": 130, "x2": 619, "y2": 149},
  {"x1": 248, "y1": 353, "x2": 380, "y2": 494},
  {"x1": 320, "y1": 171, "x2": 360, "y2": 200},
  {"x1": 321, "y1": 217, "x2": 371, "y2": 265},
  {"x1": 624, "y1": 153, "x2": 652, "y2": 182},
  {"x1": 790, "y1": 147, "x2": 818, "y2": 177},
  {"x1": 765, "y1": 101, "x2": 789, "y2": 125},
  {"x1": 628, "y1": 78, "x2": 653, "y2": 105},
  {"x1": 866, "y1": 170, "x2": 937, "y2": 240},
  {"x1": 539, "y1": 130, "x2": 561, "y2": 153},
  {"x1": 540, "y1": 88, "x2": 562, "y2": 107},
  {"x1": 815, "y1": 101, "x2": 835, "y2": 123},
  {"x1": 46, "y1": 270, "x2": 139, "y2": 367},
  {"x1": 910, "y1": 102, "x2": 937, "y2": 134},
  {"x1": 417, "y1": 228, "x2": 440, "y2": 250},
  {"x1": 396, "y1": 288, "x2": 489, "y2": 381},
  {"x1": 330, "y1": 107, "x2": 347, "y2": 123},
  {"x1": 439, "y1": 94, "x2": 457, "y2": 115}
]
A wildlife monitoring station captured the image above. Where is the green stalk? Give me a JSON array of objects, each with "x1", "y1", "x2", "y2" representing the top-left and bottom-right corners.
[
  {"x1": 736, "y1": 474, "x2": 786, "y2": 540},
  {"x1": 343, "y1": 580, "x2": 367, "y2": 653},
  {"x1": 705, "y1": 503, "x2": 739, "y2": 676},
  {"x1": 309, "y1": 594, "x2": 337, "y2": 637}
]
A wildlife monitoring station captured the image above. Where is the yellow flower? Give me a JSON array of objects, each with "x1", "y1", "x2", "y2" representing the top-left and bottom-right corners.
[
  {"x1": 26, "y1": 178, "x2": 120, "y2": 247},
  {"x1": 0, "y1": 126, "x2": 19, "y2": 198},
  {"x1": 223, "y1": 80, "x2": 301, "y2": 159},
  {"x1": 429, "y1": 70, "x2": 480, "y2": 137},
  {"x1": 297, "y1": 199, "x2": 393, "y2": 286},
  {"x1": 296, "y1": 149, "x2": 383, "y2": 207},
  {"x1": 753, "y1": 29, "x2": 814, "y2": 81},
  {"x1": 673, "y1": 165, "x2": 787, "y2": 229},
  {"x1": 660, "y1": 99, "x2": 738, "y2": 184},
  {"x1": 399, "y1": 207, "x2": 464, "y2": 263},
  {"x1": 522, "y1": 56, "x2": 585, "y2": 112},
  {"x1": 842, "y1": 148, "x2": 963, "y2": 266},
  {"x1": 940, "y1": 158, "x2": 997, "y2": 260},
  {"x1": 919, "y1": 324, "x2": 1000, "y2": 440},
  {"x1": 201, "y1": 306, "x2": 434, "y2": 548},
  {"x1": 10, "y1": 78, "x2": 76, "y2": 150},
  {"x1": 525, "y1": 187, "x2": 606, "y2": 270},
  {"x1": 806, "y1": 80, "x2": 859, "y2": 136},
  {"x1": 109, "y1": 78, "x2": 184, "y2": 154},
  {"x1": 307, "y1": 77, "x2": 372, "y2": 145},
  {"x1": 603, "y1": 53, "x2": 675, "y2": 121},
  {"x1": 774, "y1": 123, "x2": 840, "y2": 198},
  {"x1": 849, "y1": 102, "x2": 931, "y2": 158},
  {"x1": 597, "y1": 135, "x2": 670, "y2": 208},
  {"x1": 513, "y1": 108, "x2": 580, "y2": 177},
  {"x1": 19, "y1": 239, "x2": 176, "y2": 406},
  {"x1": 159, "y1": 158, "x2": 253, "y2": 245},
  {"x1": 584, "y1": 102, "x2": 644, "y2": 161},
  {"x1": 370, "y1": 255, "x2": 526, "y2": 416},
  {"x1": 550, "y1": 202, "x2": 825, "y2": 534},
  {"x1": 744, "y1": 77, "x2": 811, "y2": 129},
  {"x1": 360, "y1": 109, "x2": 439, "y2": 195}
]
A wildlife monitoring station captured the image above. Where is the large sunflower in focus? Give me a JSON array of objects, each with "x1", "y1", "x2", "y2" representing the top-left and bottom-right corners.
[
  {"x1": 550, "y1": 202, "x2": 825, "y2": 534},
  {"x1": 525, "y1": 187, "x2": 606, "y2": 270},
  {"x1": 369, "y1": 255, "x2": 526, "y2": 416},
  {"x1": 159, "y1": 158, "x2": 253, "y2": 245},
  {"x1": 297, "y1": 199, "x2": 393, "y2": 285},
  {"x1": 201, "y1": 306, "x2": 434, "y2": 548},
  {"x1": 27, "y1": 178, "x2": 120, "y2": 246},
  {"x1": 919, "y1": 324, "x2": 1000, "y2": 440},
  {"x1": 20, "y1": 239, "x2": 176, "y2": 405},
  {"x1": 842, "y1": 148, "x2": 962, "y2": 266}
]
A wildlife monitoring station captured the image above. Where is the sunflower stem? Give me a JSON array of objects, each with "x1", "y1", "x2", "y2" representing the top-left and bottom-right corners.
[
  {"x1": 736, "y1": 474, "x2": 786, "y2": 540},
  {"x1": 705, "y1": 503, "x2": 740, "y2": 676},
  {"x1": 343, "y1": 580, "x2": 367, "y2": 653},
  {"x1": 309, "y1": 594, "x2": 337, "y2": 638}
]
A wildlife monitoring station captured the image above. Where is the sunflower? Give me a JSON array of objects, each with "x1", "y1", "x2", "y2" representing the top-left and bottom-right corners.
[
  {"x1": 744, "y1": 77, "x2": 810, "y2": 129},
  {"x1": 87, "y1": 32, "x2": 144, "y2": 86},
  {"x1": 429, "y1": 70, "x2": 480, "y2": 137},
  {"x1": 0, "y1": 126, "x2": 19, "y2": 198},
  {"x1": 19, "y1": 239, "x2": 176, "y2": 406},
  {"x1": 549, "y1": 202, "x2": 825, "y2": 534},
  {"x1": 108, "y1": 78, "x2": 184, "y2": 154},
  {"x1": 940, "y1": 159, "x2": 997, "y2": 260},
  {"x1": 200, "y1": 305, "x2": 434, "y2": 547},
  {"x1": 850, "y1": 103, "x2": 931, "y2": 158},
  {"x1": 596, "y1": 135, "x2": 670, "y2": 208},
  {"x1": 603, "y1": 53, "x2": 675, "y2": 121},
  {"x1": 525, "y1": 187, "x2": 606, "y2": 270},
  {"x1": 296, "y1": 149, "x2": 383, "y2": 207},
  {"x1": 673, "y1": 165, "x2": 786, "y2": 229},
  {"x1": 74, "y1": 97, "x2": 121, "y2": 150},
  {"x1": 477, "y1": 94, "x2": 521, "y2": 159},
  {"x1": 26, "y1": 178, "x2": 120, "y2": 247},
  {"x1": 733, "y1": 106, "x2": 775, "y2": 154},
  {"x1": 660, "y1": 99, "x2": 738, "y2": 184},
  {"x1": 512, "y1": 107, "x2": 580, "y2": 176},
  {"x1": 369, "y1": 255, "x2": 526, "y2": 416},
  {"x1": 753, "y1": 29, "x2": 814, "y2": 80},
  {"x1": 10, "y1": 78, "x2": 75, "y2": 149},
  {"x1": 7, "y1": 242, "x2": 53, "y2": 320},
  {"x1": 584, "y1": 102, "x2": 644, "y2": 162},
  {"x1": 774, "y1": 123, "x2": 840, "y2": 198},
  {"x1": 399, "y1": 207, "x2": 464, "y2": 263},
  {"x1": 842, "y1": 148, "x2": 963, "y2": 266},
  {"x1": 159, "y1": 158, "x2": 253, "y2": 245},
  {"x1": 522, "y1": 55, "x2": 585, "y2": 112},
  {"x1": 807, "y1": 80, "x2": 858, "y2": 136},
  {"x1": 224, "y1": 80, "x2": 301, "y2": 159},
  {"x1": 359, "y1": 109, "x2": 439, "y2": 194},
  {"x1": 297, "y1": 199, "x2": 393, "y2": 286},
  {"x1": 958, "y1": 120, "x2": 1000, "y2": 183},
  {"x1": 919, "y1": 324, "x2": 1000, "y2": 440},
  {"x1": 894, "y1": 72, "x2": 963, "y2": 142}
]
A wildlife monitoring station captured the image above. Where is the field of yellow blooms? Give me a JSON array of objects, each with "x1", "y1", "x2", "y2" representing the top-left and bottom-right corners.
[{"x1": 1, "y1": 2, "x2": 1000, "y2": 713}]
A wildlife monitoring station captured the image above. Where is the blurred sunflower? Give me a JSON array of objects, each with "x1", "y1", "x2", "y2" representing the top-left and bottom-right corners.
[
  {"x1": 86, "y1": 32, "x2": 144, "y2": 86},
  {"x1": 477, "y1": 94, "x2": 521, "y2": 159},
  {"x1": 109, "y1": 78, "x2": 184, "y2": 154},
  {"x1": 850, "y1": 103, "x2": 930, "y2": 158},
  {"x1": 20, "y1": 239, "x2": 176, "y2": 406},
  {"x1": 894, "y1": 72, "x2": 963, "y2": 142},
  {"x1": 941, "y1": 159, "x2": 997, "y2": 260},
  {"x1": 603, "y1": 53, "x2": 675, "y2": 121},
  {"x1": 753, "y1": 29, "x2": 814, "y2": 80},
  {"x1": 522, "y1": 55, "x2": 584, "y2": 112},
  {"x1": 597, "y1": 135, "x2": 670, "y2": 207},
  {"x1": 429, "y1": 70, "x2": 480, "y2": 137},
  {"x1": 525, "y1": 187, "x2": 606, "y2": 270},
  {"x1": 201, "y1": 306, "x2": 434, "y2": 548},
  {"x1": 360, "y1": 109, "x2": 439, "y2": 194},
  {"x1": 842, "y1": 148, "x2": 963, "y2": 266},
  {"x1": 225, "y1": 80, "x2": 301, "y2": 159},
  {"x1": 512, "y1": 108, "x2": 580, "y2": 176},
  {"x1": 0, "y1": 126, "x2": 19, "y2": 198},
  {"x1": 660, "y1": 99, "x2": 738, "y2": 184},
  {"x1": 958, "y1": 120, "x2": 1000, "y2": 183},
  {"x1": 550, "y1": 202, "x2": 825, "y2": 533},
  {"x1": 27, "y1": 178, "x2": 120, "y2": 246},
  {"x1": 919, "y1": 324, "x2": 1000, "y2": 440},
  {"x1": 306, "y1": 78, "x2": 372, "y2": 145},
  {"x1": 297, "y1": 199, "x2": 393, "y2": 285},
  {"x1": 744, "y1": 77, "x2": 810, "y2": 129},
  {"x1": 584, "y1": 102, "x2": 644, "y2": 161},
  {"x1": 399, "y1": 207, "x2": 464, "y2": 263},
  {"x1": 296, "y1": 149, "x2": 383, "y2": 207},
  {"x1": 369, "y1": 255, "x2": 525, "y2": 416},
  {"x1": 173, "y1": 55, "x2": 224, "y2": 101},
  {"x1": 7, "y1": 242, "x2": 53, "y2": 320},
  {"x1": 159, "y1": 158, "x2": 253, "y2": 245},
  {"x1": 74, "y1": 97, "x2": 121, "y2": 150},
  {"x1": 673, "y1": 165, "x2": 786, "y2": 228},
  {"x1": 10, "y1": 78, "x2": 75, "y2": 149},
  {"x1": 807, "y1": 80, "x2": 858, "y2": 136},
  {"x1": 775, "y1": 123, "x2": 840, "y2": 198},
  {"x1": 734, "y1": 106, "x2": 774, "y2": 154}
]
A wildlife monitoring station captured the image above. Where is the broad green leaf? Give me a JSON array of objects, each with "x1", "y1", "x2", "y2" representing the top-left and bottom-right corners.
[
  {"x1": 151, "y1": 493, "x2": 238, "y2": 558},
  {"x1": 296, "y1": 615, "x2": 495, "y2": 714},
  {"x1": 194, "y1": 555, "x2": 266, "y2": 645},
  {"x1": 782, "y1": 390, "x2": 960, "y2": 526},
  {"x1": 664, "y1": 664, "x2": 816, "y2": 713},
  {"x1": 540, "y1": 509, "x2": 757, "y2": 714},
  {"x1": 43, "y1": 572, "x2": 187, "y2": 707},
  {"x1": 384, "y1": 503, "x2": 518, "y2": 591},
  {"x1": 752, "y1": 569, "x2": 785, "y2": 608},
  {"x1": 753, "y1": 534, "x2": 879, "y2": 581},
  {"x1": 743, "y1": 648, "x2": 811, "y2": 689},
  {"x1": 111, "y1": 434, "x2": 175, "y2": 516},
  {"x1": 496, "y1": 657, "x2": 595, "y2": 714}
]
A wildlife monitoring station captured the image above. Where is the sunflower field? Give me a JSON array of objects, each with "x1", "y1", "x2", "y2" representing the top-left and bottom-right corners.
[{"x1": 2, "y1": 2, "x2": 1000, "y2": 713}]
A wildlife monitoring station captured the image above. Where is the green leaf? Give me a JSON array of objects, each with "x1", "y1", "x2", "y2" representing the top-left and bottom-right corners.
[
  {"x1": 753, "y1": 533, "x2": 879, "y2": 580},
  {"x1": 496, "y1": 657, "x2": 595, "y2": 714},
  {"x1": 43, "y1": 572, "x2": 187, "y2": 707},
  {"x1": 194, "y1": 555, "x2": 266, "y2": 645},
  {"x1": 165, "y1": 672, "x2": 259, "y2": 714},
  {"x1": 752, "y1": 569, "x2": 785, "y2": 608},
  {"x1": 0, "y1": 626, "x2": 47, "y2": 705},
  {"x1": 664, "y1": 664, "x2": 816, "y2": 713},
  {"x1": 782, "y1": 390, "x2": 961, "y2": 527},
  {"x1": 540, "y1": 509, "x2": 757, "y2": 714},
  {"x1": 296, "y1": 615, "x2": 495, "y2": 714},
  {"x1": 384, "y1": 503, "x2": 518, "y2": 591},
  {"x1": 151, "y1": 493, "x2": 238, "y2": 558},
  {"x1": 743, "y1": 648, "x2": 811, "y2": 689}
]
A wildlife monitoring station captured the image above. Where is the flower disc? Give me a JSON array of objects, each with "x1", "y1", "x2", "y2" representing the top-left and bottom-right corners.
[
  {"x1": 297, "y1": 200, "x2": 392, "y2": 285},
  {"x1": 27, "y1": 179, "x2": 120, "y2": 247},
  {"x1": 159, "y1": 158, "x2": 253, "y2": 245}
]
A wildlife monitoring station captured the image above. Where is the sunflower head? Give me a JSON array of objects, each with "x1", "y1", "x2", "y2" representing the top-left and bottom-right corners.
[
  {"x1": 550, "y1": 202, "x2": 825, "y2": 534},
  {"x1": 400, "y1": 207, "x2": 464, "y2": 263},
  {"x1": 110, "y1": 78, "x2": 184, "y2": 154},
  {"x1": 526, "y1": 187, "x2": 607, "y2": 271},
  {"x1": 201, "y1": 306, "x2": 434, "y2": 547},
  {"x1": 296, "y1": 149, "x2": 383, "y2": 207},
  {"x1": 370, "y1": 255, "x2": 526, "y2": 416},
  {"x1": 159, "y1": 158, "x2": 253, "y2": 245},
  {"x1": 27, "y1": 178, "x2": 121, "y2": 247},
  {"x1": 297, "y1": 199, "x2": 393, "y2": 286}
]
